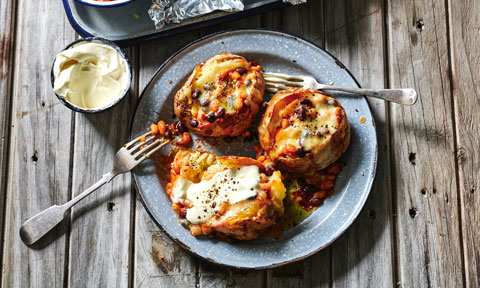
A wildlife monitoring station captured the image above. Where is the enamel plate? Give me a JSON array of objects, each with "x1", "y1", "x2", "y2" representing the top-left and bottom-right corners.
[{"x1": 131, "y1": 30, "x2": 377, "y2": 269}]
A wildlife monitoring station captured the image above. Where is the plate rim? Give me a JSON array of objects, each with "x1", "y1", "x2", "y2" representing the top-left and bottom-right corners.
[{"x1": 130, "y1": 28, "x2": 378, "y2": 270}]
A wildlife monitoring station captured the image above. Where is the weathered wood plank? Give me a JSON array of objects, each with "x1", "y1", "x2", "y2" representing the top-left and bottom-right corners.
[
  {"x1": 266, "y1": 254, "x2": 331, "y2": 288},
  {"x1": 262, "y1": 2, "x2": 332, "y2": 287},
  {"x1": 67, "y1": 48, "x2": 138, "y2": 288},
  {"x1": 386, "y1": 0, "x2": 464, "y2": 286},
  {"x1": 198, "y1": 260, "x2": 264, "y2": 288},
  {"x1": 134, "y1": 203, "x2": 196, "y2": 288},
  {"x1": 324, "y1": 1, "x2": 394, "y2": 287},
  {"x1": 0, "y1": 0, "x2": 15, "y2": 279},
  {"x1": 1, "y1": 0, "x2": 75, "y2": 287},
  {"x1": 133, "y1": 33, "x2": 199, "y2": 288},
  {"x1": 449, "y1": 1, "x2": 480, "y2": 286}
]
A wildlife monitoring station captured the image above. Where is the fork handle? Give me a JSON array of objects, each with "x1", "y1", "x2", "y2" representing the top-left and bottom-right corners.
[
  {"x1": 19, "y1": 172, "x2": 116, "y2": 245},
  {"x1": 318, "y1": 86, "x2": 417, "y2": 105},
  {"x1": 64, "y1": 172, "x2": 116, "y2": 210}
]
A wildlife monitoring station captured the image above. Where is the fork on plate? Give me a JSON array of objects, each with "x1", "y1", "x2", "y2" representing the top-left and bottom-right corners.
[
  {"x1": 263, "y1": 72, "x2": 417, "y2": 105},
  {"x1": 19, "y1": 132, "x2": 169, "y2": 245}
]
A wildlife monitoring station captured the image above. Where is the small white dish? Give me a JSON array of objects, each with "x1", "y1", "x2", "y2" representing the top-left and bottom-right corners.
[
  {"x1": 51, "y1": 37, "x2": 131, "y2": 113},
  {"x1": 75, "y1": 0, "x2": 130, "y2": 8}
]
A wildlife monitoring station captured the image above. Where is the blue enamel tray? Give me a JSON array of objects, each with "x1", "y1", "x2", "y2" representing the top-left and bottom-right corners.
[
  {"x1": 130, "y1": 30, "x2": 378, "y2": 269},
  {"x1": 62, "y1": 0, "x2": 288, "y2": 47}
]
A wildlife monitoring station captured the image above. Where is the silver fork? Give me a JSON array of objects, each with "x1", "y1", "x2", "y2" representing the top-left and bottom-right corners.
[
  {"x1": 20, "y1": 132, "x2": 169, "y2": 245},
  {"x1": 263, "y1": 72, "x2": 417, "y2": 105}
]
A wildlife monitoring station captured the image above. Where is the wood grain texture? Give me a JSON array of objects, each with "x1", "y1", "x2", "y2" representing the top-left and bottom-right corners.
[
  {"x1": 134, "y1": 200, "x2": 196, "y2": 288},
  {"x1": 0, "y1": 0, "x2": 14, "y2": 280},
  {"x1": 267, "y1": 254, "x2": 331, "y2": 288},
  {"x1": 67, "y1": 48, "x2": 138, "y2": 288},
  {"x1": 197, "y1": 259, "x2": 264, "y2": 288},
  {"x1": 2, "y1": 1, "x2": 479, "y2": 287},
  {"x1": 133, "y1": 33, "x2": 199, "y2": 288},
  {"x1": 449, "y1": 0, "x2": 480, "y2": 286},
  {"x1": 261, "y1": 2, "x2": 333, "y2": 287},
  {"x1": 324, "y1": 1, "x2": 394, "y2": 287},
  {"x1": 386, "y1": 0, "x2": 464, "y2": 286},
  {"x1": 0, "y1": 0, "x2": 75, "y2": 287}
]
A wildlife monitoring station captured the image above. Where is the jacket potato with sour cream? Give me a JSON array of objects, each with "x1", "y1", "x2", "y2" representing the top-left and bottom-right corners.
[
  {"x1": 174, "y1": 53, "x2": 265, "y2": 137},
  {"x1": 257, "y1": 88, "x2": 350, "y2": 173},
  {"x1": 167, "y1": 150, "x2": 286, "y2": 241}
]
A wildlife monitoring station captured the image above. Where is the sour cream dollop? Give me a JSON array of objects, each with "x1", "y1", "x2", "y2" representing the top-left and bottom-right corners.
[
  {"x1": 53, "y1": 41, "x2": 128, "y2": 109},
  {"x1": 171, "y1": 165, "x2": 261, "y2": 224}
]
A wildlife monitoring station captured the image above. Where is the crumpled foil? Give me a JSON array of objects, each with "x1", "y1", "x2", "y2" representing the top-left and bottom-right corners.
[{"x1": 149, "y1": 0, "x2": 245, "y2": 30}]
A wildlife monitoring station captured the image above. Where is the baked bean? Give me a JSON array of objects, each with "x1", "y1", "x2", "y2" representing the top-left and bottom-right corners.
[
  {"x1": 300, "y1": 98, "x2": 312, "y2": 106},
  {"x1": 294, "y1": 106, "x2": 306, "y2": 121},
  {"x1": 157, "y1": 120, "x2": 167, "y2": 135},
  {"x1": 309, "y1": 198, "x2": 322, "y2": 206},
  {"x1": 206, "y1": 112, "x2": 216, "y2": 122},
  {"x1": 175, "y1": 132, "x2": 191, "y2": 146},
  {"x1": 264, "y1": 165, "x2": 275, "y2": 176},
  {"x1": 199, "y1": 98, "x2": 210, "y2": 106},
  {"x1": 189, "y1": 119, "x2": 199, "y2": 127},
  {"x1": 203, "y1": 83, "x2": 214, "y2": 90},
  {"x1": 150, "y1": 124, "x2": 159, "y2": 136},
  {"x1": 302, "y1": 184, "x2": 317, "y2": 194},
  {"x1": 235, "y1": 67, "x2": 247, "y2": 75},
  {"x1": 164, "y1": 129, "x2": 173, "y2": 139},
  {"x1": 214, "y1": 106, "x2": 225, "y2": 118},
  {"x1": 191, "y1": 89, "x2": 201, "y2": 99},
  {"x1": 175, "y1": 121, "x2": 187, "y2": 133},
  {"x1": 295, "y1": 147, "x2": 306, "y2": 158},
  {"x1": 179, "y1": 209, "x2": 187, "y2": 218}
]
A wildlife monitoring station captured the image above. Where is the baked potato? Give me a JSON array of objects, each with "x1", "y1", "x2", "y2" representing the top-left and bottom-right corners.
[
  {"x1": 257, "y1": 88, "x2": 350, "y2": 173},
  {"x1": 174, "y1": 53, "x2": 265, "y2": 137},
  {"x1": 167, "y1": 150, "x2": 286, "y2": 240}
]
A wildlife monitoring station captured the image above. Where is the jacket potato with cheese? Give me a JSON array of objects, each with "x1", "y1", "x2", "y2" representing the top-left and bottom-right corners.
[
  {"x1": 174, "y1": 53, "x2": 265, "y2": 137},
  {"x1": 167, "y1": 150, "x2": 286, "y2": 240},
  {"x1": 257, "y1": 88, "x2": 350, "y2": 173}
]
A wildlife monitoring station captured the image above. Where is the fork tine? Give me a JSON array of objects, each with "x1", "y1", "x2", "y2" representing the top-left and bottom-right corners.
[
  {"x1": 264, "y1": 77, "x2": 301, "y2": 87},
  {"x1": 263, "y1": 74, "x2": 297, "y2": 81},
  {"x1": 144, "y1": 140, "x2": 170, "y2": 158},
  {"x1": 266, "y1": 82, "x2": 292, "y2": 91},
  {"x1": 133, "y1": 138, "x2": 163, "y2": 159},
  {"x1": 126, "y1": 131, "x2": 153, "y2": 149},
  {"x1": 128, "y1": 134, "x2": 156, "y2": 152},
  {"x1": 135, "y1": 140, "x2": 170, "y2": 162},
  {"x1": 263, "y1": 72, "x2": 305, "y2": 82},
  {"x1": 266, "y1": 87, "x2": 280, "y2": 93}
]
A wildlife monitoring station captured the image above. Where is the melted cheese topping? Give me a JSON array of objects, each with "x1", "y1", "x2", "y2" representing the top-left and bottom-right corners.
[
  {"x1": 193, "y1": 58, "x2": 246, "y2": 88},
  {"x1": 191, "y1": 57, "x2": 251, "y2": 115},
  {"x1": 274, "y1": 94, "x2": 340, "y2": 153},
  {"x1": 303, "y1": 102, "x2": 338, "y2": 150},
  {"x1": 171, "y1": 165, "x2": 261, "y2": 224}
]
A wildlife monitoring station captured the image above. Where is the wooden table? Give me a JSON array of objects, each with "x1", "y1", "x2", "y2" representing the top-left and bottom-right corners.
[{"x1": 1, "y1": 0, "x2": 478, "y2": 287}]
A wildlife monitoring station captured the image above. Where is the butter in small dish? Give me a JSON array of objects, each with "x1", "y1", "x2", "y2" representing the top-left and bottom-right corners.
[{"x1": 51, "y1": 38, "x2": 131, "y2": 113}]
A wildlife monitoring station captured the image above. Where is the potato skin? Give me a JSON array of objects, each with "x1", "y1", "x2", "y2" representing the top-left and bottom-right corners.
[
  {"x1": 258, "y1": 88, "x2": 350, "y2": 173},
  {"x1": 174, "y1": 54, "x2": 265, "y2": 137},
  {"x1": 168, "y1": 150, "x2": 286, "y2": 241}
]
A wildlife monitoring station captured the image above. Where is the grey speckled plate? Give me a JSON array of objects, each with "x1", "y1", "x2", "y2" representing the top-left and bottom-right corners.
[{"x1": 131, "y1": 30, "x2": 377, "y2": 269}]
